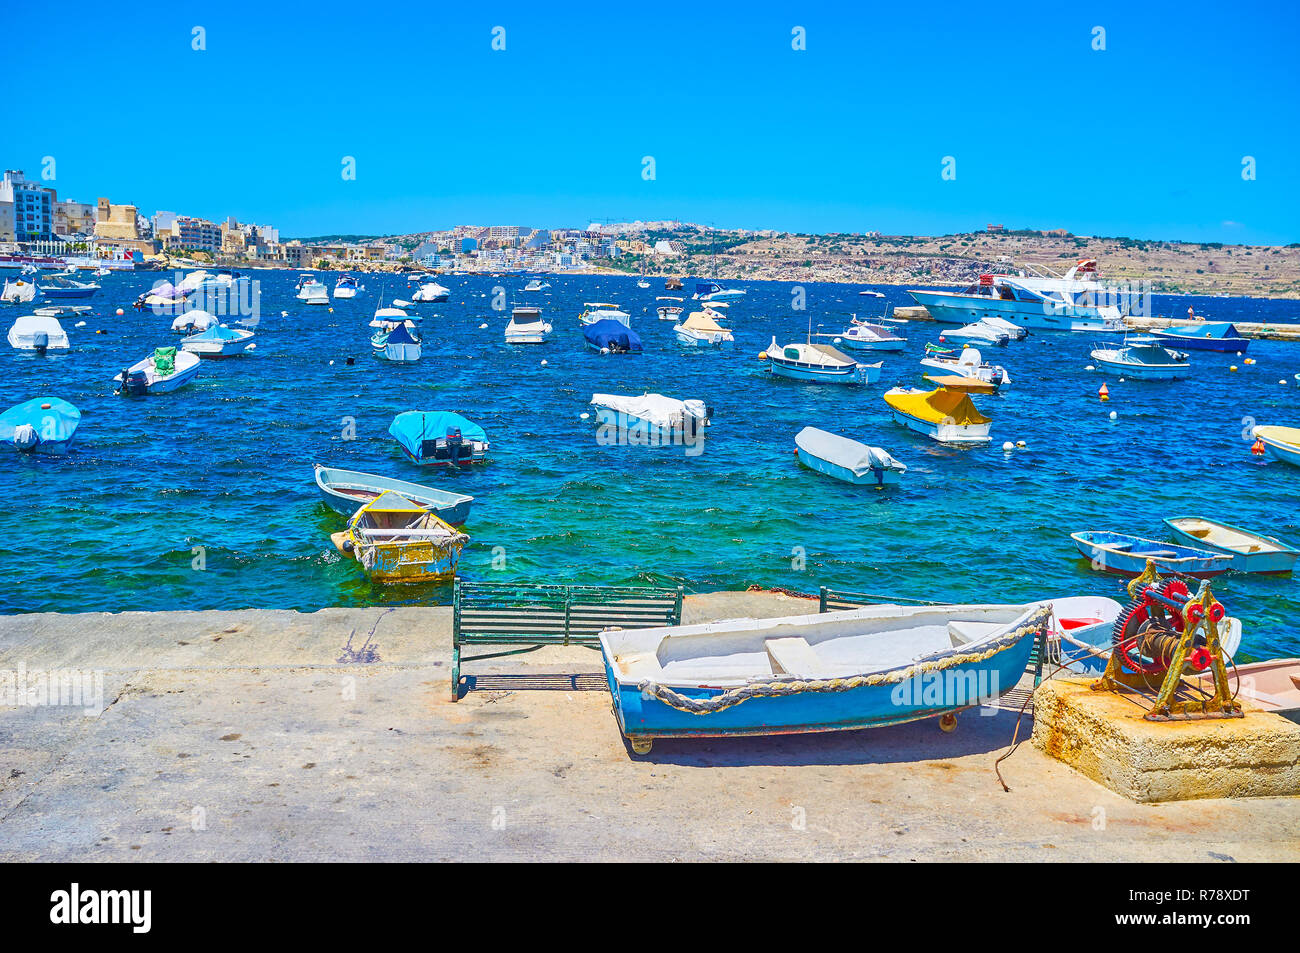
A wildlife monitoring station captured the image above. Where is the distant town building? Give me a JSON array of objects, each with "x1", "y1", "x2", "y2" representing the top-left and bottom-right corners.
[
  {"x1": 654, "y1": 239, "x2": 686, "y2": 256},
  {"x1": 152, "y1": 210, "x2": 178, "y2": 235},
  {"x1": 54, "y1": 199, "x2": 96, "y2": 236},
  {"x1": 171, "y1": 215, "x2": 221, "y2": 251},
  {"x1": 93, "y1": 197, "x2": 156, "y2": 255},
  {"x1": 1, "y1": 170, "x2": 55, "y2": 241}
]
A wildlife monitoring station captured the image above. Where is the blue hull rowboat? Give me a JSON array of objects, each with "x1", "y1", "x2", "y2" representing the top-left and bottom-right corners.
[
  {"x1": 1089, "y1": 341, "x2": 1191, "y2": 379},
  {"x1": 314, "y1": 464, "x2": 474, "y2": 525},
  {"x1": 1069, "y1": 530, "x2": 1233, "y2": 577},
  {"x1": 764, "y1": 336, "x2": 880, "y2": 384},
  {"x1": 794, "y1": 426, "x2": 906, "y2": 486},
  {"x1": 1150, "y1": 322, "x2": 1249, "y2": 352},
  {"x1": 600, "y1": 603, "x2": 1050, "y2": 753},
  {"x1": 1162, "y1": 517, "x2": 1298, "y2": 575},
  {"x1": 0, "y1": 397, "x2": 80, "y2": 454}
]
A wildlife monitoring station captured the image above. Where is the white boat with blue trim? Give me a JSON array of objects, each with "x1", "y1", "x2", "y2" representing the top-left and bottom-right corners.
[
  {"x1": 1163, "y1": 517, "x2": 1298, "y2": 575},
  {"x1": 1090, "y1": 337, "x2": 1190, "y2": 379},
  {"x1": 314, "y1": 464, "x2": 473, "y2": 525},
  {"x1": 764, "y1": 336, "x2": 880, "y2": 384},
  {"x1": 795, "y1": 427, "x2": 906, "y2": 486}
]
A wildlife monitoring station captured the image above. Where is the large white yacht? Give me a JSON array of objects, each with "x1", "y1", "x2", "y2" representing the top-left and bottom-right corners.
[{"x1": 908, "y1": 259, "x2": 1136, "y2": 332}]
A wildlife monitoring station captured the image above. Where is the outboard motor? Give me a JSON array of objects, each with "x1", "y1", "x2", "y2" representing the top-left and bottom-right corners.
[
  {"x1": 32, "y1": 331, "x2": 48, "y2": 356},
  {"x1": 11, "y1": 424, "x2": 38, "y2": 451},
  {"x1": 446, "y1": 427, "x2": 465, "y2": 462}
]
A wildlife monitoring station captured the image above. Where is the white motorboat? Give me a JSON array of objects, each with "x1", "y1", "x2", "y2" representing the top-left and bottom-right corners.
[
  {"x1": 691, "y1": 280, "x2": 746, "y2": 302},
  {"x1": 171, "y1": 310, "x2": 218, "y2": 333},
  {"x1": 296, "y1": 274, "x2": 329, "y2": 305},
  {"x1": 114, "y1": 347, "x2": 202, "y2": 395},
  {"x1": 817, "y1": 317, "x2": 906, "y2": 353},
  {"x1": 976, "y1": 316, "x2": 1028, "y2": 341},
  {"x1": 411, "y1": 281, "x2": 450, "y2": 303},
  {"x1": 1, "y1": 278, "x2": 37, "y2": 304},
  {"x1": 579, "y1": 302, "x2": 631, "y2": 327},
  {"x1": 504, "y1": 307, "x2": 552, "y2": 344},
  {"x1": 180, "y1": 324, "x2": 256, "y2": 357},
  {"x1": 7, "y1": 314, "x2": 70, "y2": 353},
  {"x1": 919, "y1": 347, "x2": 1011, "y2": 391},
  {"x1": 795, "y1": 427, "x2": 907, "y2": 486},
  {"x1": 334, "y1": 275, "x2": 360, "y2": 298},
  {"x1": 522, "y1": 279, "x2": 551, "y2": 292},
  {"x1": 1090, "y1": 337, "x2": 1191, "y2": 380},
  {"x1": 939, "y1": 321, "x2": 1010, "y2": 348},
  {"x1": 764, "y1": 335, "x2": 881, "y2": 385},
  {"x1": 590, "y1": 393, "x2": 711, "y2": 444}
]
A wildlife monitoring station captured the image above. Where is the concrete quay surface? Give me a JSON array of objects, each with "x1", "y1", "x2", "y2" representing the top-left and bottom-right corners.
[{"x1": 1, "y1": 591, "x2": 1297, "y2": 862}]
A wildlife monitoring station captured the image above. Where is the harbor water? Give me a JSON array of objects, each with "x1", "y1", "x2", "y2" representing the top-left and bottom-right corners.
[{"x1": 2, "y1": 271, "x2": 1297, "y2": 661}]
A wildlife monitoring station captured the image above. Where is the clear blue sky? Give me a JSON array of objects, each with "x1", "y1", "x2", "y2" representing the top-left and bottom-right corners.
[{"x1": 10, "y1": 0, "x2": 1298, "y2": 243}]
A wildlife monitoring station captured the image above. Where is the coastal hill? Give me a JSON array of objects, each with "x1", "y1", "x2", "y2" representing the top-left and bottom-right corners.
[{"x1": 605, "y1": 228, "x2": 1300, "y2": 299}]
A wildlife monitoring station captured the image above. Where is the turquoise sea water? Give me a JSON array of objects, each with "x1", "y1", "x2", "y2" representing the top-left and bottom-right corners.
[{"x1": 2, "y1": 271, "x2": 1297, "y2": 659}]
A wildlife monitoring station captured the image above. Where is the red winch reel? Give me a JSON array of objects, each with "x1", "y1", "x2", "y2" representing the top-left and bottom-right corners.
[{"x1": 1110, "y1": 580, "x2": 1223, "y2": 675}]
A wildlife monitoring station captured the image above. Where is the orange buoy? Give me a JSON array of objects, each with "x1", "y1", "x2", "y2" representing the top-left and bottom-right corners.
[
  {"x1": 1251, "y1": 439, "x2": 1266, "y2": 456},
  {"x1": 1098, "y1": 383, "x2": 1110, "y2": 401}
]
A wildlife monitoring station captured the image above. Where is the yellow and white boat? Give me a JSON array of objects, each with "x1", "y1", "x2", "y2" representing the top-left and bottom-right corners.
[
  {"x1": 330, "y1": 490, "x2": 468, "y2": 583},
  {"x1": 883, "y1": 386, "x2": 992, "y2": 443}
]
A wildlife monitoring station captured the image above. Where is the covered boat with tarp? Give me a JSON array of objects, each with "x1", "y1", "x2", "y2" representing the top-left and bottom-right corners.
[
  {"x1": 583, "y1": 319, "x2": 643, "y2": 353},
  {"x1": 181, "y1": 323, "x2": 255, "y2": 357},
  {"x1": 674, "y1": 310, "x2": 734, "y2": 348},
  {"x1": 883, "y1": 386, "x2": 992, "y2": 443},
  {"x1": 1150, "y1": 321, "x2": 1250, "y2": 352},
  {"x1": 389, "y1": 411, "x2": 489, "y2": 465},
  {"x1": 372, "y1": 320, "x2": 422, "y2": 363},
  {"x1": 330, "y1": 490, "x2": 468, "y2": 583},
  {"x1": 794, "y1": 426, "x2": 906, "y2": 486},
  {"x1": 0, "y1": 397, "x2": 80, "y2": 454},
  {"x1": 764, "y1": 336, "x2": 879, "y2": 384},
  {"x1": 590, "y1": 393, "x2": 710, "y2": 443},
  {"x1": 7, "y1": 314, "x2": 70, "y2": 353}
]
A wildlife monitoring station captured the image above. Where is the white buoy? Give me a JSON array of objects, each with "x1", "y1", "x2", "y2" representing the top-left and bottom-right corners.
[
  {"x1": 247, "y1": 343, "x2": 256, "y2": 350},
  {"x1": 601, "y1": 347, "x2": 610, "y2": 355},
  {"x1": 329, "y1": 360, "x2": 335, "y2": 365},
  {"x1": 281, "y1": 310, "x2": 288, "y2": 317},
  {"x1": 1281, "y1": 380, "x2": 1288, "y2": 386},
  {"x1": 1002, "y1": 441, "x2": 1014, "y2": 452},
  {"x1": 479, "y1": 323, "x2": 488, "y2": 329},
  {"x1": 540, "y1": 359, "x2": 548, "y2": 366},
  {"x1": 115, "y1": 308, "x2": 124, "y2": 316},
  {"x1": 1119, "y1": 377, "x2": 1126, "y2": 383},
  {"x1": 1109, "y1": 410, "x2": 1117, "y2": 420},
  {"x1": 1085, "y1": 365, "x2": 1095, "y2": 371},
  {"x1": 75, "y1": 321, "x2": 86, "y2": 327},
  {"x1": 1016, "y1": 440, "x2": 1026, "y2": 448},
  {"x1": 580, "y1": 412, "x2": 590, "y2": 420}
]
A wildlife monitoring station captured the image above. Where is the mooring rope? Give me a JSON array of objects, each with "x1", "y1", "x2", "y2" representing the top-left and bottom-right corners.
[{"x1": 638, "y1": 606, "x2": 1052, "y2": 715}]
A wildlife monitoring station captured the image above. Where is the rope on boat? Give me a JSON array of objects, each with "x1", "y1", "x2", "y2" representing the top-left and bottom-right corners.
[{"x1": 638, "y1": 606, "x2": 1053, "y2": 716}]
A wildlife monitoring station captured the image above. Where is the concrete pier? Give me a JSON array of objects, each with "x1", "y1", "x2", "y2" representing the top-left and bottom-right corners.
[{"x1": 1, "y1": 593, "x2": 1297, "y2": 862}]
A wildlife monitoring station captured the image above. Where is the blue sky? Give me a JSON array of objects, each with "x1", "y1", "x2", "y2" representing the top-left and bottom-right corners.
[{"x1": 9, "y1": 0, "x2": 1299, "y2": 242}]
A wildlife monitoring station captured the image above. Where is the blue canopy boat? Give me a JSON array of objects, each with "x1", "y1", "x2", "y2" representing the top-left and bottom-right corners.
[
  {"x1": 583, "y1": 319, "x2": 643, "y2": 353},
  {"x1": 314, "y1": 464, "x2": 473, "y2": 525},
  {"x1": 600, "y1": 602, "x2": 1051, "y2": 753},
  {"x1": 389, "y1": 411, "x2": 489, "y2": 466},
  {"x1": 1069, "y1": 530, "x2": 1233, "y2": 577},
  {"x1": 1150, "y1": 322, "x2": 1249, "y2": 352},
  {"x1": 0, "y1": 397, "x2": 80, "y2": 454},
  {"x1": 372, "y1": 320, "x2": 422, "y2": 363}
]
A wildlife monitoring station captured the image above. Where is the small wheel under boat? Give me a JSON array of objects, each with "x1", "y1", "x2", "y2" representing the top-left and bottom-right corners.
[
  {"x1": 939, "y1": 713, "x2": 958, "y2": 733},
  {"x1": 629, "y1": 736, "x2": 654, "y2": 755}
]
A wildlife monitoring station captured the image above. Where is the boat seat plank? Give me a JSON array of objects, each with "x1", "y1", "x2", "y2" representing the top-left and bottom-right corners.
[{"x1": 764, "y1": 637, "x2": 822, "y2": 676}]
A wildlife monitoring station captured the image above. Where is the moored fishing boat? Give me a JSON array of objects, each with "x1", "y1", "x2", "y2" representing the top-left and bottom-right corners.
[
  {"x1": 600, "y1": 602, "x2": 1052, "y2": 753},
  {"x1": 1069, "y1": 530, "x2": 1232, "y2": 577},
  {"x1": 389, "y1": 411, "x2": 490, "y2": 465},
  {"x1": 1150, "y1": 321, "x2": 1249, "y2": 352},
  {"x1": 171, "y1": 310, "x2": 217, "y2": 333},
  {"x1": 673, "y1": 310, "x2": 734, "y2": 347},
  {"x1": 1163, "y1": 517, "x2": 1298, "y2": 574},
  {"x1": 883, "y1": 387, "x2": 991, "y2": 443},
  {"x1": 114, "y1": 347, "x2": 202, "y2": 395},
  {"x1": 1194, "y1": 659, "x2": 1300, "y2": 723},
  {"x1": 36, "y1": 275, "x2": 100, "y2": 299},
  {"x1": 295, "y1": 274, "x2": 329, "y2": 305},
  {"x1": 504, "y1": 306, "x2": 552, "y2": 344},
  {"x1": 0, "y1": 397, "x2": 80, "y2": 455},
  {"x1": 818, "y1": 317, "x2": 906, "y2": 352},
  {"x1": 578, "y1": 302, "x2": 630, "y2": 327},
  {"x1": 7, "y1": 314, "x2": 70, "y2": 353},
  {"x1": 690, "y1": 280, "x2": 745, "y2": 302},
  {"x1": 763, "y1": 336, "x2": 879, "y2": 384},
  {"x1": 938, "y1": 321, "x2": 1009, "y2": 348},
  {"x1": 590, "y1": 392, "x2": 710, "y2": 444},
  {"x1": 1, "y1": 277, "x2": 36, "y2": 304},
  {"x1": 410, "y1": 280, "x2": 450, "y2": 303},
  {"x1": 334, "y1": 275, "x2": 360, "y2": 299},
  {"x1": 656, "y1": 296, "x2": 685, "y2": 321},
  {"x1": 919, "y1": 346, "x2": 1011, "y2": 391},
  {"x1": 583, "y1": 319, "x2": 642, "y2": 353},
  {"x1": 330, "y1": 490, "x2": 468, "y2": 583},
  {"x1": 522, "y1": 278, "x2": 550, "y2": 292},
  {"x1": 1090, "y1": 338, "x2": 1190, "y2": 379},
  {"x1": 1250, "y1": 425, "x2": 1300, "y2": 466},
  {"x1": 180, "y1": 324, "x2": 255, "y2": 357},
  {"x1": 371, "y1": 320, "x2": 422, "y2": 363},
  {"x1": 794, "y1": 427, "x2": 906, "y2": 486},
  {"x1": 313, "y1": 464, "x2": 473, "y2": 525}
]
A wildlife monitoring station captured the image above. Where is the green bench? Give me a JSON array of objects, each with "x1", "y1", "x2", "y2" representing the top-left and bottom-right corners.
[
  {"x1": 450, "y1": 578, "x2": 684, "y2": 701},
  {"x1": 818, "y1": 586, "x2": 1049, "y2": 687}
]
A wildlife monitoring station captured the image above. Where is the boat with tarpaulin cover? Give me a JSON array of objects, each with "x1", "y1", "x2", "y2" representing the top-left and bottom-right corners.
[
  {"x1": 883, "y1": 387, "x2": 992, "y2": 443},
  {"x1": 389, "y1": 411, "x2": 489, "y2": 465}
]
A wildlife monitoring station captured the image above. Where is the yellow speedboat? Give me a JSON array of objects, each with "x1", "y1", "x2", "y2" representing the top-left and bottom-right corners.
[{"x1": 330, "y1": 490, "x2": 468, "y2": 583}]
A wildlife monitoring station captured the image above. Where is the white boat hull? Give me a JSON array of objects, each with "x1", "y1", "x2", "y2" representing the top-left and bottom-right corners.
[{"x1": 910, "y1": 289, "x2": 1126, "y2": 333}]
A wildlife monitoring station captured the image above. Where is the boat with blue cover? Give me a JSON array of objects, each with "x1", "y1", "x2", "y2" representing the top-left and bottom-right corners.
[
  {"x1": 1163, "y1": 517, "x2": 1298, "y2": 575},
  {"x1": 583, "y1": 319, "x2": 642, "y2": 353},
  {"x1": 313, "y1": 464, "x2": 473, "y2": 525},
  {"x1": 600, "y1": 602, "x2": 1051, "y2": 753},
  {"x1": 1150, "y1": 322, "x2": 1249, "y2": 352},
  {"x1": 372, "y1": 320, "x2": 422, "y2": 363},
  {"x1": 794, "y1": 427, "x2": 906, "y2": 486},
  {"x1": 389, "y1": 411, "x2": 489, "y2": 466},
  {"x1": 1069, "y1": 530, "x2": 1232, "y2": 577},
  {"x1": 180, "y1": 323, "x2": 255, "y2": 357},
  {"x1": 0, "y1": 397, "x2": 80, "y2": 454}
]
